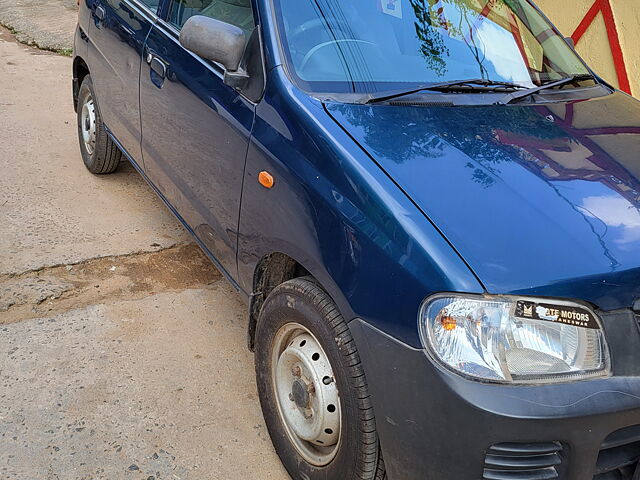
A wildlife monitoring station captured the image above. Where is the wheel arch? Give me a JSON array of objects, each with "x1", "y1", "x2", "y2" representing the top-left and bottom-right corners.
[
  {"x1": 248, "y1": 252, "x2": 311, "y2": 351},
  {"x1": 72, "y1": 55, "x2": 90, "y2": 112}
]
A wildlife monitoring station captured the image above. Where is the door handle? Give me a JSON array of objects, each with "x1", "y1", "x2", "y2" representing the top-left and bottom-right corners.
[
  {"x1": 149, "y1": 56, "x2": 167, "y2": 79},
  {"x1": 93, "y1": 5, "x2": 106, "y2": 22}
]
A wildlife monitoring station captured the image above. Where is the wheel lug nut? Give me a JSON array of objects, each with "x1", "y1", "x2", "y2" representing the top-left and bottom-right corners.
[
  {"x1": 292, "y1": 366, "x2": 301, "y2": 377},
  {"x1": 288, "y1": 393, "x2": 294, "y2": 402}
]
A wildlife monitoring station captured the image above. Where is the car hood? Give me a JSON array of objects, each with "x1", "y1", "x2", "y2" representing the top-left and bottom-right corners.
[{"x1": 326, "y1": 93, "x2": 640, "y2": 310}]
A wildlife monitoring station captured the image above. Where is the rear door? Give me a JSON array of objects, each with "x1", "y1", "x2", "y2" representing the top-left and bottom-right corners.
[
  {"x1": 86, "y1": 0, "x2": 160, "y2": 163},
  {"x1": 139, "y1": 1, "x2": 256, "y2": 279}
]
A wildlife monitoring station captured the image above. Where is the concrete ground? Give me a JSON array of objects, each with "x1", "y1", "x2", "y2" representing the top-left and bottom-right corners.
[
  {"x1": 0, "y1": 0, "x2": 76, "y2": 52},
  {"x1": 0, "y1": 25, "x2": 288, "y2": 480}
]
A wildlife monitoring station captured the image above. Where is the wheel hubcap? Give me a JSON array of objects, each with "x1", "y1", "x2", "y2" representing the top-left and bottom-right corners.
[
  {"x1": 291, "y1": 379, "x2": 310, "y2": 409},
  {"x1": 81, "y1": 96, "x2": 96, "y2": 155},
  {"x1": 272, "y1": 323, "x2": 342, "y2": 466}
]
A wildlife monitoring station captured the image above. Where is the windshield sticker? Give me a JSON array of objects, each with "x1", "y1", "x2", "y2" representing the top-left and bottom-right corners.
[
  {"x1": 380, "y1": 0, "x2": 402, "y2": 19},
  {"x1": 514, "y1": 300, "x2": 599, "y2": 329}
]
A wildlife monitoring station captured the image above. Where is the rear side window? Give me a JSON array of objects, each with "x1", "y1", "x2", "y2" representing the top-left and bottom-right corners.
[{"x1": 168, "y1": 0, "x2": 254, "y2": 37}]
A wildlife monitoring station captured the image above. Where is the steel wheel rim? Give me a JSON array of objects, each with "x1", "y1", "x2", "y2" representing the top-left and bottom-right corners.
[
  {"x1": 81, "y1": 95, "x2": 96, "y2": 155},
  {"x1": 271, "y1": 322, "x2": 342, "y2": 466}
]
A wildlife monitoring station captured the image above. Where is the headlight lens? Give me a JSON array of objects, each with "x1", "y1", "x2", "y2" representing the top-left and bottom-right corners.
[{"x1": 419, "y1": 294, "x2": 610, "y2": 383}]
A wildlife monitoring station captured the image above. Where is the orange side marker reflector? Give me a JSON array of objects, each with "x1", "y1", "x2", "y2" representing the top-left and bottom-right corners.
[{"x1": 258, "y1": 171, "x2": 274, "y2": 189}]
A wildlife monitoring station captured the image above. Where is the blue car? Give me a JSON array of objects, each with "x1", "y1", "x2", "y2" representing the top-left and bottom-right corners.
[{"x1": 72, "y1": 0, "x2": 640, "y2": 478}]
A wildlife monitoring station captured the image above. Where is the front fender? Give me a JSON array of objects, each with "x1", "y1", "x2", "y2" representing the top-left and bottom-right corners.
[{"x1": 237, "y1": 67, "x2": 483, "y2": 347}]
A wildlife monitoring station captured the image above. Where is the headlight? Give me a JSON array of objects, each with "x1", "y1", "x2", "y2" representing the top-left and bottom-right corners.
[{"x1": 419, "y1": 294, "x2": 610, "y2": 384}]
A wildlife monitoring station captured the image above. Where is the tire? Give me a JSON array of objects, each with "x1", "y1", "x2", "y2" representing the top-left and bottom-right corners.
[
  {"x1": 255, "y1": 277, "x2": 386, "y2": 480},
  {"x1": 76, "y1": 74, "x2": 122, "y2": 174}
]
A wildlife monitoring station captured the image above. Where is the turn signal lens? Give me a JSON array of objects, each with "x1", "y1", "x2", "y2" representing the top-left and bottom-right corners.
[{"x1": 440, "y1": 316, "x2": 457, "y2": 331}]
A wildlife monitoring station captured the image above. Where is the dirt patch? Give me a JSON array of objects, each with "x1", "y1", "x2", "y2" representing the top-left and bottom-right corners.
[{"x1": 0, "y1": 243, "x2": 222, "y2": 324}]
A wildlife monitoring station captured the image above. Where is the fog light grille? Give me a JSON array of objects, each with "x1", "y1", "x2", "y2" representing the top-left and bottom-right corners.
[
  {"x1": 594, "y1": 425, "x2": 640, "y2": 479},
  {"x1": 483, "y1": 442, "x2": 562, "y2": 480}
]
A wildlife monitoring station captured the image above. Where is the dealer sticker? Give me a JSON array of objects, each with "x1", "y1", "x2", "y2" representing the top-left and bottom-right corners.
[{"x1": 514, "y1": 300, "x2": 598, "y2": 329}]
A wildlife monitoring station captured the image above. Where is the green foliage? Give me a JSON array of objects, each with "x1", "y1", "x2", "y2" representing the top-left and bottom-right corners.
[
  {"x1": 409, "y1": 0, "x2": 496, "y2": 79},
  {"x1": 410, "y1": 0, "x2": 450, "y2": 77}
]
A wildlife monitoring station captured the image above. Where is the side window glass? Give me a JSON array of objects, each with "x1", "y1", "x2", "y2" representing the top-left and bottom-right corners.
[
  {"x1": 168, "y1": 0, "x2": 254, "y2": 38},
  {"x1": 139, "y1": 0, "x2": 161, "y2": 11}
]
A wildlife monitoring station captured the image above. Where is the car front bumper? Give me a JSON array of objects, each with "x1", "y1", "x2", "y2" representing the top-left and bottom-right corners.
[{"x1": 350, "y1": 309, "x2": 640, "y2": 480}]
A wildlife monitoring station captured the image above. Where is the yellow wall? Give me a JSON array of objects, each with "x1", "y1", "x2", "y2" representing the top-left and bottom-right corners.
[{"x1": 534, "y1": 0, "x2": 640, "y2": 97}]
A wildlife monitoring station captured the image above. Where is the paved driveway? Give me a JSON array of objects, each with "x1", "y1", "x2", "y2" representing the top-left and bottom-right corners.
[{"x1": 0, "y1": 25, "x2": 288, "y2": 480}]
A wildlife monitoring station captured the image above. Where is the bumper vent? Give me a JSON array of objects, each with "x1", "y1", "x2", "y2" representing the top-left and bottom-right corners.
[
  {"x1": 483, "y1": 442, "x2": 563, "y2": 480},
  {"x1": 594, "y1": 425, "x2": 640, "y2": 479}
]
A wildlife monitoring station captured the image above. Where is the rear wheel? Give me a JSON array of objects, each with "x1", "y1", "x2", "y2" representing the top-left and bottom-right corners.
[
  {"x1": 255, "y1": 277, "x2": 386, "y2": 480},
  {"x1": 76, "y1": 75, "x2": 122, "y2": 174}
]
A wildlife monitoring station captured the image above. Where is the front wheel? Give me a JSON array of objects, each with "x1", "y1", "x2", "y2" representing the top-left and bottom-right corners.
[
  {"x1": 76, "y1": 74, "x2": 122, "y2": 174},
  {"x1": 255, "y1": 277, "x2": 385, "y2": 480}
]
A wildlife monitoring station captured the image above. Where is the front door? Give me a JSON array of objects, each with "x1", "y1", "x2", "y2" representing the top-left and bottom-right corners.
[
  {"x1": 87, "y1": 0, "x2": 159, "y2": 163},
  {"x1": 139, "y1": 0, "x2": 256, "y2": 279}
]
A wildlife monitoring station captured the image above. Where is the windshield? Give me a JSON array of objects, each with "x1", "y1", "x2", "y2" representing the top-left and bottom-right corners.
[{"x1": 273, "y1": 0, "x2": 591, "y2": 95}]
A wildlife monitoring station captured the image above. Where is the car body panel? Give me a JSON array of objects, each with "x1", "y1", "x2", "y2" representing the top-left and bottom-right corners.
[
  {"x1": 237, "y1": 67, "x2": 484, "y2": 345},
  {"x1": 139, "y1": 21, "x2": 255, "y2": 278},
  {"x1": 85, "y1": 0, "x2": 155, "y2": 164},
  {"x1": 326, "y1": 93, "x2": 640, "y2": 311},
  {"x1": 74, "y1": 7, "x2": 89, "y2": 63}
]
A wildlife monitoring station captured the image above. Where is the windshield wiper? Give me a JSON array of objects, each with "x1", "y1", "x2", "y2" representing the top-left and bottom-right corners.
[
  {"x1": 495, "y1": 74, "x2": 597, "y2": 105},
  {"x1": 364, "y1": 78, "x2": 529, "y2": 104}
]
